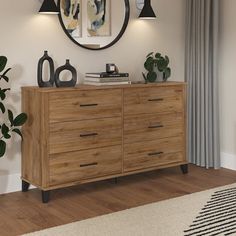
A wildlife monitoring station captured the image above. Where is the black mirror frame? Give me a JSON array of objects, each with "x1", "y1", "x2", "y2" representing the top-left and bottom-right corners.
[{"x1": 57, "y1": 0, "x2": 130, "y2": 51}]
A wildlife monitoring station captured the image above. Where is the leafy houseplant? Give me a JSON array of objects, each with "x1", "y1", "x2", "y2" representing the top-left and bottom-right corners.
[
  {"x1": 142, "y1": 52, "x2": 171, "y2": 83},
  {"x1": 0, "y1": 56, "x2": 27, "y2": 158}
]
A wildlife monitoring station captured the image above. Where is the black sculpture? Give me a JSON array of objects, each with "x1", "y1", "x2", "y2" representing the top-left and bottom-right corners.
[
  {"x1": 54, "y1": 59, "x2": 77, "y2": 87},
  {"x1": 37, "y1": 51, "x2": 55, "y2": 87}
]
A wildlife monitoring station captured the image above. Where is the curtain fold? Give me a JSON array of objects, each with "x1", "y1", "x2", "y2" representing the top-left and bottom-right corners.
[{"x1": 185, "y1": 0, "x2": 220, "y2": 168}]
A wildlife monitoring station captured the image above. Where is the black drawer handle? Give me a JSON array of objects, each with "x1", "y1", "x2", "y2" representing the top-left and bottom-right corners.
[
  {"x1": 148, "y1": 152, "x2": 164, "y2": 156},
  {"x1": 80, "y1": 162, "x2": 98, "y2": 168},
  {"x1": 80, "y1": 104, "x2": 98, "y2": 107},
  {"x1": 148, "y1": 98, "x2": 164, "y2": 102},
  {"x1": 80, "y1": 133, "x2": 98, "y2": 138},
  {"x1": 148, "y1": 125, "x2": 164, "y2": 129}
]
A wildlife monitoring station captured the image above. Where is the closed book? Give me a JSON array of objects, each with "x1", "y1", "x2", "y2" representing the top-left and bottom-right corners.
[
  {"x1": 85, "y1": 77, "x2": 130, "y2": 83},
  {"x1": 83, "y1": 81, "x2": 131, "y2": 86},
  {"x1": 85, "y1": 72, "x2": 129, "y2": 78}
]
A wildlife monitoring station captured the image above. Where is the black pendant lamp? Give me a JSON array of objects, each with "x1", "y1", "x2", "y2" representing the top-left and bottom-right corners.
[
  {"x1": 39, "y1": 0, "x2": 59, "y2": 14},
  {"x1": 139, "y1": 0, "x2": 156, "y2": 19}
]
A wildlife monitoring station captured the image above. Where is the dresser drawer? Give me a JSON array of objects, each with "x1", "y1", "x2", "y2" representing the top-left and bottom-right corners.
[
  {"x1": 124, "y1": 87, "x2": 184, "y2": 116},
  {"x1": 49, "y1": 89, "x2": 122, "y2": 123},
  {"x1": 124, "y1": 137, "x2": 185, "y2": 172},
  {"x1": 49, "y1": 146, "x2": 122, "y2": 186},
  {"x1": 124, "y1": 112, "x2": 184, "y2": 144},
  {"x1": 49, "y1": 117, "x2": 122, "y2": 154}
]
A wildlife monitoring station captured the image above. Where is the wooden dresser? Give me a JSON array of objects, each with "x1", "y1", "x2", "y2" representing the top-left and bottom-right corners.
[{"x1": 21, "y1": 82, "x2": 187, "y2": 203}]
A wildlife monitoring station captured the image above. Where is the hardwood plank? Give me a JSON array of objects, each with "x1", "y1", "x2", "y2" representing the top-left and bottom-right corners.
[{"x1": 0, "y1": 165, "x2": 236, "y2": 236}]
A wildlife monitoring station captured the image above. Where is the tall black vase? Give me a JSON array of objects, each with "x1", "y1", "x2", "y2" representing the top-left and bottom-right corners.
[
  {"x1": 37, "y1": 51, "x2": 55, "y2": 87},
  {"x1": 54, "y1": 59, "x2": 77, "y2": 87}
]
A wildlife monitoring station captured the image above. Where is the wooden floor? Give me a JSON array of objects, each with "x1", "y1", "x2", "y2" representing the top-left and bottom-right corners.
[{"x1": 0, "y1": 165, "x2": 236, "y2": 236}]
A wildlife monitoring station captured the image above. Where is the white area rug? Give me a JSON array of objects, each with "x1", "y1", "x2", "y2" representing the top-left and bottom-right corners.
[{"x1": 23, "y1": 184, "x2": 236, "y2": 236}]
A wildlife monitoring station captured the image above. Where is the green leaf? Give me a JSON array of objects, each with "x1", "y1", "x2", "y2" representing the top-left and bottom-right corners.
[
  {"x1": 0, "y1": 75, "x2": 9, "y2": 82},
  {"x1": 0, "y1": 88, "x2": 10, "y2": 101},
  {"x1": 165, "y1": 56, "x2": 170, "y2": 66},
  {"x1": 147, "y1": 72, "x2": 157, "y2": 83},
  {"x1": 142, "y1": 72, "x2": 147, "y2": 82},
  {"x1": 2, "y1": 68, "x2": 11, "y2": 76},
  {"x1": 13, "y1": 113, "x2": 28, "y2": 126},
  {"x1": 1, "y1": 124, "x2": 10, "y2": 139},
  {"x1": 155, "y1": 53, "x2": 161, "y2": 59},
  {"x1": 146, "y1": 52, "x2": 153, "y2": 58},
  {"x1": 0, "y1": 56, "x2": 7, "y2": 73},
  {"x1": 0, "y1": 140, "x2": 6, "y2": 158},
  {"x1": 144, "y1": 57, "x2": 154, "y2": 72},
  {"x1": 163, "y1": 68, "x2": 171, "y2": 81},
  {"x1": 8, "y1": 110, "x2": 14, "y2": 126},
  {"x1": 0, "y1": 102, "x2": 5, "y2": 113},
  {"x1": 12, "y1": 128, "x2": 23, "y2": 140}
]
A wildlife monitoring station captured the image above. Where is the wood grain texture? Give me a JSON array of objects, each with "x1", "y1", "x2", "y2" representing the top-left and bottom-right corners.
[
  {"x1": 1, "y1": 166, "x2": 236, "y2": 236},
  {"x1": 49, "y1": 146, "x2": 122, "y2": 186},
  {"x1": 124, "y1": 136, "x2": 184, "y2": 172},
  {"x1": 21, "y1": 88, "x2": 42, "y2": 187},
  {"x1": 49, "y1": 117, "x2": 122, "y2": 154},
  {"x1": 49, "y1": 89, "x2": 122, "y2": 123},
  {"x1": 124, "y1": 86, "x2": 184, "y2": 116},
  {"x1": 21, "y1": 83, "x2": 187, "y2": 194},
  {"x1": 124, "y1": 112, "x2": 184, "y2": 144}
]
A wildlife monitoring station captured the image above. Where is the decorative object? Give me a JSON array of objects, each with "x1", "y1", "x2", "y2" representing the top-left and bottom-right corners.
[
  {"x1": 142, "y1": 52, "x2": 171, "y2": 83},
  {"x1": 59, "y1": 0, "x2": 81, "y2": 38},
  {"x1": 0, "y1": 56, "x2": 27, "y2": 158},
  {"x1": 58, "y1": 0, "x2": 130, "y2": 50},
  {"x1": 106, "y1": 63, "x2": 118, "y2": 74},
  {"x1": 87, "y1": 0, "x2": 111, "y2": 37},
  {"x1": 37, "y1": 51, "x2": 55, "y2": 88},
  {"x1": 21, "y1": 82, "x2": 186, "y2": 203},
  {"x1": 54, "y1": 59, "x2": 77, "y2": 87},
  {"x1": 136, "y1": 0, "x2": 156, "y2": 19},
  {"x1": 39, "y1": 0, "x2": 59, "y2": 14}
]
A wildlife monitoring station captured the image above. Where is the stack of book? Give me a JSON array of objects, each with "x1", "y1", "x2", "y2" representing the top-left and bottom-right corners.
[{"x1": 84, "y1": 72, "x2": 131, "y2": 86}]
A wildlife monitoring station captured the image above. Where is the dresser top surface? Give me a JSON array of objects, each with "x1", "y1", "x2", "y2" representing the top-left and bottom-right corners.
[{"x1": 22, "y1": 81, "x2": 186, "y2": 93}]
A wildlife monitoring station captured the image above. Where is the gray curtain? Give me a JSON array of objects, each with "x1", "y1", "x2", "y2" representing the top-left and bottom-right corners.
[{"x1": 185, "y1": 0, "x2": 220, "y2": 168}]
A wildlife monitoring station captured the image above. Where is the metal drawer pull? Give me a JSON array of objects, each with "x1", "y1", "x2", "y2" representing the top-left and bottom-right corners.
[
  {"x1": 148, "y1": 125, "x2": 164, "y2": 129},
  {"x1": 80, "y1": 162, "x2": 98, "y2": 168},
  {"x1": 80, "y1": 104, "x2": 98, "y2": 107},
  {"x1": 80, "y1": 133, "x2": 98, "y2": 137},
  {"x1": 148, "y1": 152, "x2": 164, "y2": 156},
  {"x1": 148, "y1": 98, "x2": 164, "y2": 102}
]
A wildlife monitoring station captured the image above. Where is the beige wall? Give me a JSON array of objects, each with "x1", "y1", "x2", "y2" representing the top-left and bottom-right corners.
[
  {"x1": 0, "y1": 0, "x2": 185, "y2": 190},
  {"x1": 219, "y1": 0, "x2": 236, "y2": 159}
]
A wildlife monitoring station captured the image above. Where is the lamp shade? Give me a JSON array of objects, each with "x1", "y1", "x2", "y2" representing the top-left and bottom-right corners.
[
  {"x1": 39, "y1": 0, "x2": 59, "y2": 14},
  {"x1": 139, "y1": 0, "x2": 156, "y2": 19}
]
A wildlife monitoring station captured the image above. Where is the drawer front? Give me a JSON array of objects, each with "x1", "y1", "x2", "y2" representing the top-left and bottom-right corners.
[
  {"x1": 124, "y1": 137, "x2": 185, "y2": 172},
  {"x1": 124, "y1": 86, "x2": 184, "y2": 116},
  {"x1": 124, "y1": 112, "x2": 184, "y2": 144},
  {"x1": 49, "y1": 146, "x2": 122, "y2": 186},
  {"x1": 49, "y1": 89, "x2": 122, "y2": 123},
  {"x1": 49, "y1": 117, "x2": 122, "y2": 154}
]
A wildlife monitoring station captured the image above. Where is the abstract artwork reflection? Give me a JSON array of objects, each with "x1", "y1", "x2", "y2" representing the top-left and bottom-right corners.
[
  {"x1": 87, "y1": 0, "x2": 111, "y2": 37},
  {"x1": 60, "y1": 0, "x2": 81, "y2": 38}
]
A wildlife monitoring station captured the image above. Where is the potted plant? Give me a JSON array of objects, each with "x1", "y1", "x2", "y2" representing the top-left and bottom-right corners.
[
  {"x1": 142, "y1": 52, "x2": 171, "y2": 83},
  {"x1": 0, "y1": 56, "x2": 27, "y2": 158}
]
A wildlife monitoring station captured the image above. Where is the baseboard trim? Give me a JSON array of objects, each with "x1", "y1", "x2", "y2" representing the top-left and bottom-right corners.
[
  {"x1": 221, "y1": 152, "x2": 236, "y2": 170},
  {"x1": 0, "y1": 173, "x2": 35, "y2": 195}
]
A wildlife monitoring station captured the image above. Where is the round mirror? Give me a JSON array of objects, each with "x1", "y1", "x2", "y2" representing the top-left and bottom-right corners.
[{"x1": 58, "y1": 0, "x2": 130, "y2": 50}]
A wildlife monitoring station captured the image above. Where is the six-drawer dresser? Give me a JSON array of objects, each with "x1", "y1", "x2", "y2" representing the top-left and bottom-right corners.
[{"x1": 21, "y1": 82, "x2": 188, "y2": 203}]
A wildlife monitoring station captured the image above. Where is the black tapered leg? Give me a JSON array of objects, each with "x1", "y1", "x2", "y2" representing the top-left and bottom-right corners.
[
  {"x1": 114, "y1": 178, "x2": 118, "y2": 184},
  {"x1": 180, "y1": 164, "x2": 188, "y2": 174},
  {"x1": 22, "y1": 180, "x2": 30, "y2": 192},
  {"x1": 42, "y1": 191, "x2": 50, "y2": 203}
]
